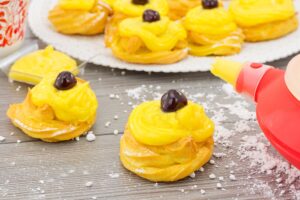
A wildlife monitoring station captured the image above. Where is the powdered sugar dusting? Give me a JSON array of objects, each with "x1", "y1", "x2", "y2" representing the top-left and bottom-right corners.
[
  {"x1": 222, "y1": 83, "x2": 235, "y2": 96},
  {"x1": 126, "y1": 85, "x2": 162, "y2": 102},
  {"x1": 216, "y1": 101, "x2": 256, "y2": 121},
  {"x1": 238, "y1": 134, "x2": 300, "y2": 184},
  {"x1": 109, "y1": 173, "x2": 120, "y2": 178},
  {"x1": 126, "y1": 87, "x2": 146, "y2": 100}
]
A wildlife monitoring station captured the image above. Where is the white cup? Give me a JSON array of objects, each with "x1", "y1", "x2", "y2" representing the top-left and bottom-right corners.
[{"x1": 0, "y1": 0, "x2": 28, "y2": 58}]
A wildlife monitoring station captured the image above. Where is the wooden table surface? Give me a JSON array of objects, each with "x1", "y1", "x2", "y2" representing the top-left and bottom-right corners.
[{"x1": 0, "y1": 28, "x2": 299, "y2": 200}]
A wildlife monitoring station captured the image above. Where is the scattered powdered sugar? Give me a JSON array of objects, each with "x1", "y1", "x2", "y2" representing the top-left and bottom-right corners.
[
  {"x1": 109, "y1": 173, "x2": 120, "y2": 178},
  {"x1": 217, "y1": 101, "x2": 256, "y2": 121},
  {"x1": 216, "y1": 183, "x2": 222, "y2": 189},
  {"x1": 207, "y1": 93, "x2": 216, "y2": 101},
  {"x1": 248, "y1": 179, "x2": 275, "y2": 199},
  {"x1": 213, "y1": 152, "x2": 226, "y2": 159},
  {"x1": 238, "y1": 134, "x2": 300, "y2": 197},
  {"x1": 15, "y1": 86, "x2": 21, "y2": 92},
  {"x1": 109, "y1": 94, "x2": 115, "y2": 99},
  {"x1": 86, "y1": 132, "x2": 96, "y2": 142},
  {"x1": 229, "y1": 174, "x2": 236, "y2": 181},
  {"x1": 153, "y1": 92, "x2": 163, "y2": 100},
  {"x1": 211, "y1": 108, "x2": 235, "y2": 147},
  {"x1": 211, "y1": 108, "x2": 228, "y2": 123},
  {"x1": 0, "y1": 136, "x2": 5, "y2": 142},
  {"x1": 126, "y1": 87, "x2": 146, "y2": 100},
  {"x1": 209, "y1": 174, "x2": 216, "y2": 179},
  {"x1": 234, "y1": 120, "x2": 252, "y2": 133},
  {"x1": 200, "y1": 189, "x2": 206, "y2": 194},
  {"x1": 188, "y1": 92, "x2": 205, "y2": 102},
  {"x1": 85, "y1": 181, "x2": 93, "y2": 187},
  {"x1": 189, "y1": 172, "x2": 196, "y2": 178},
  {"x1": 113, "y1": 130, "x2": 119, "y2": 135},
  {"x1": 222, "y1": 83, "x2": 235, "y2": 96},
  {"x1": 290, "y1": 185, "x2": 300, "y2": 199},
  {"x1": 105, "y1": 121, "x2": 111, "y2": 127},
  {"x1": 126, "y1": 85, "x2": 163, "y2": 102},
  {"x1": 214, "y1": 125, "x2": 235, "y2": 147}
]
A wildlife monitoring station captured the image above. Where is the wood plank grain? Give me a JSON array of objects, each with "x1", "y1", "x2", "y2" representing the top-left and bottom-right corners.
[{"x1": 0, "y1": 134, "x2": 296, "y2": 200}]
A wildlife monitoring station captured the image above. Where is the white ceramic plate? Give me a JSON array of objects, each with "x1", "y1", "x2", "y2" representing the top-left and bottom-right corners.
[{"x1": 28, "y1": 0, "x2": 300, "y2": 73}]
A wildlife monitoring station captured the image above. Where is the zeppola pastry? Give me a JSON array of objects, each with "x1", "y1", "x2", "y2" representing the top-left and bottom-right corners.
[
  {"x1": 7, "y1": 71, "x2": 98, "y2": 142},
  {"x1": 120, "y1": 90, "x2": 214, "y2": 182},
  {"x1": 167, "y1": 0, "x2": 201, "y2": 20},
  {"x1": 9, "y1": 46, "x2": 77, "y2": 85},
  {"x1": 111, "y1": 9, "x2": 188, "y2": 64},
  {"x1": 48, "y1": 0, "x2": 113, "y2": 35},
  {"x1": 105, "y1": 0, "x2": 169, "y2": 46},
  {"x1": 229, "y1": 0, "x2": 298, "y2": 42},
  {"x1": 183, "y1": 0, "x2": 244, "y2": 56}
]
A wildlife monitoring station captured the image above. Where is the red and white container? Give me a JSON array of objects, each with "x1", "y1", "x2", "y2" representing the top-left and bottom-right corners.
[
  {"x1": 0, "y1": 0, "x2": 28, "y2": 58},
  {"x1": 211, "y1": 55, "x2": 300, "y2": 169}
]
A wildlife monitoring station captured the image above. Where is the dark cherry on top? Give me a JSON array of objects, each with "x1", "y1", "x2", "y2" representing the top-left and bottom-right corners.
[
  {"x1": 161, "y1": 89, "x2": 188, "y2": 112},
  {"x1": 202, "y1": 0, "x2": 218, "y2": 9},
  {"x1": 143, "y1": 9, "x2": 160, "y2": 23},
  {"x1": 132, "y1": 0, "x2": 149, "y2": 5},
  {"x1": 54, "y1": 71, "x2": 77, "y2": 90}
]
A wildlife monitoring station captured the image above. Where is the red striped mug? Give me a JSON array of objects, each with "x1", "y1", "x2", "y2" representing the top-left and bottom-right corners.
[{"x1": 0, "y1": 0, "x2": 28, "y2": 58}]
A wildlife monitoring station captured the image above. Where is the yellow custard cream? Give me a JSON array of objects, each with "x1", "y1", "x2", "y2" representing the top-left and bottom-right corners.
[
  {"x1": 118, "y1": 17, "x2": 187, "y2": 52},
  {"x1": 184, "y1": 6, "x2": 237, "y2": 36},
  {"x1": 128, "y1": 101, "x2": 214, "y2": 146},
  {"x1": 59, "y1": 0, "x2": 96, "y2": 11},
  {"x1": 229, "y1": 0, "x2": 296, "y2": 27},
  {"x1": 167, "y1": 0, "x2": 201, "y2": 20},
  {"x1": 9, "y1": 46, "x2": 77, "y2": 85},
  {"x1": 113, "y1": 0, "x2": 169, "y2": 16},
  {"x1": 30, "y1": 74, "x2": 98, "y2": 123}
]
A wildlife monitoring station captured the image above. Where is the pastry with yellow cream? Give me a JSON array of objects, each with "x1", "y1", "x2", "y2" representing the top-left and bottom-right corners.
[
  {"x1": 167, "y1": 0, "x2": 200, "y2": 20},
  {"x1": 229, "y1": 0, "x2": 298, "y2": 42},
  {"x1": 105, "y1": 0, "x2": 169, "y2": 46},
  {"x1": 9, "y1": 46, "x2": 77, "y2": 85},
  {"x1": 110, "y1": 9, "x2": 188, "y2": 64},
  {"x1": 48, "y1": 0, "x2": 113, "y2": 35},
  {"x1": 183, "y1": 0, "x2": 244, "y2": 56},
  {"x1": 7, "y1": 71, "x2": 98, "y2": 142},
  {"x1": 120, "y1": 90, "x2": 214, "y2": 182}
]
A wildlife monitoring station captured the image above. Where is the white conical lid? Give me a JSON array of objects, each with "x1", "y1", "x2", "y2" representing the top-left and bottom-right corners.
[{"x1": 285, "y1": 54, "x2": 300, "y2": 101}]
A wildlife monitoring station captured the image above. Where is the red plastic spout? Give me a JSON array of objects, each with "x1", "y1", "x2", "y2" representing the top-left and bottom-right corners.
[
  {"x1": 236, "y1": 62, "x2": 272, "y2": 102},
  {"x1": 236, "y1": 62, "x2": 300, "y2": 170}
]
